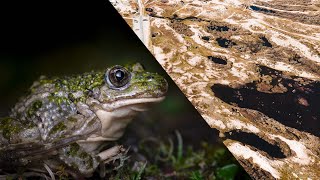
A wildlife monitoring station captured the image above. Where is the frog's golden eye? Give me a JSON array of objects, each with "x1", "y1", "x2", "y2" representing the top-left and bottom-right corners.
[{"x1": 105, "y1": 65, "x2": 131, "y2": 90}]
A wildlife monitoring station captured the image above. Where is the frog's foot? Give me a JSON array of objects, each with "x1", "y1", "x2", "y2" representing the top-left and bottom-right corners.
[
  {"x1": 97, "y1": 145, "x2": 128, "y2": 163},
  {"x1": 97, "y1": 145, "x2": 129, "y2": 177},
  {"x1": 59, "y1": 143, "x2": 99, "y2": 177}
]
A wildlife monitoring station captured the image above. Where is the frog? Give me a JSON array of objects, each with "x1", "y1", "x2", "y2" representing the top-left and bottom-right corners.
[{"x1": 0, "y1": 63, "x2": 168, "y2": 177}]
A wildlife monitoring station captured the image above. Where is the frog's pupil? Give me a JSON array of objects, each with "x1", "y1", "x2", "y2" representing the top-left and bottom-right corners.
[{"x1": 115, "y1": 70, "x2": 124, "y2": 81}]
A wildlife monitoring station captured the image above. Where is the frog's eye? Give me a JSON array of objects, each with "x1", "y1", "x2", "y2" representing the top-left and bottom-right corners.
[{"x1": 105, "y1": 66, "x2": 131, "y2": 90}]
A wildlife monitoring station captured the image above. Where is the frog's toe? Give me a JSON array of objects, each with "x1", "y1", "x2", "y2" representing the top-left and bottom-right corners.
[
  {"x1": 97, "y1": 145, "x2": 126, "y2": 162},
  {"x1": 97, "y1": 145, "x2": 129, "y2": 177}
]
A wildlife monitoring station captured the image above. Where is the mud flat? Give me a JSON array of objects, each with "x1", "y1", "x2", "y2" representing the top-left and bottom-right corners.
[{"x1": 110, "y1": 0, "x2": 320, "y2": 179}]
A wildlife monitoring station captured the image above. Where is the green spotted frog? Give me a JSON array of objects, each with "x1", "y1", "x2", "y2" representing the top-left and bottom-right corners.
[{"x1": 0, "y1": 63, "x2": 167, "y2": 176}]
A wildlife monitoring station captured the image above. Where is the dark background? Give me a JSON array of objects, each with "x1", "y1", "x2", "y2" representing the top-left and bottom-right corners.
[
  {"x1": 0, "y1": 0, "x2": 219, "y2": 145},
  {"x1": 0, "y1": 0, "x2": 163, "y2": 114}
]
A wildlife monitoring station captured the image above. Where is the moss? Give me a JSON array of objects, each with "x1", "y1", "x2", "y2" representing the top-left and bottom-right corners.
[
  {"x1": 110, "y1": 132, "x2": 249, "y2": 180},
  {"x1": 49, "y1": 122, "x2": 67, "y2": 136}
]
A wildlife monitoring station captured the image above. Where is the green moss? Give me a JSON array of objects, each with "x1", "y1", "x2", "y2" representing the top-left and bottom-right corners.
[
  {"x1": 109, "y1": 131, "x2": 249, "y2": 180},
  {"x1": 49, "y1": 122, "x2": 67, "y2": 135}
]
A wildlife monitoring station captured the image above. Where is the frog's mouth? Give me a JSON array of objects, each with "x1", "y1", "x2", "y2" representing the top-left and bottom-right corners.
[{"x1": 100, "y1": 96, "x2": 166, "y2": 112}]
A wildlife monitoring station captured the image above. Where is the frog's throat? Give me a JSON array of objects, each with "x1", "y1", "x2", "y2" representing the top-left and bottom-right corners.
[
  {"x1": 97, "y1": 96, "x2": 166, "y2": 139},
  {"x1": 78, "y1": 96, "x2": 165, "y2": 152}
]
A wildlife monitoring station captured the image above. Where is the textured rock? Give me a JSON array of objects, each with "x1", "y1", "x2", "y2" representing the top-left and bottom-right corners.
[{"x1": 109, "y1": 0, "x2": 320, "y2": 179}]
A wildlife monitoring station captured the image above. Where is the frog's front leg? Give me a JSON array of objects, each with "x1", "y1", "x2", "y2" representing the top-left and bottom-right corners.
[
  {"x1": 73, "y1": 102, "x2": 99, "y2": 135},
  {"x1": 65, "y1": 102, "x2": 102, "y2": 141},
  {"x1": 58, "y1": 143, "x2": 127, "y2": 177}
]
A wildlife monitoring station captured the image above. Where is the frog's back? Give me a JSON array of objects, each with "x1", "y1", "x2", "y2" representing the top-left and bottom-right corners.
[
  {"x1": 0, "y1": 75, "x2": 102, "y2": 170},
  {"x1": 2, "y1": 76, "x2": 78, "y2": 144}
]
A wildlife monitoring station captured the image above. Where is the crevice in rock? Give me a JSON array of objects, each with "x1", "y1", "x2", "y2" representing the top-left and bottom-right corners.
[
  {"x1": 260, "y1": 36, "x2": 272, "y2": 47},
  {"x1": 216, "y1": 38, "x2": 236, "y2": 48},
  {"x1": 207, "y1": 56, "x2": 227, "y2": 65},
  {"x1": 248, "y1": 4, "x2": 320, "y2": 25},
  {"x1": 201, "y1": 36, "x2": 210, "y2": 41},
  {"x1": 148, "y1": 13, "x2": 211, "y2": 23},
  {"x1": 207, "y1": 25, "x2": 229, "y2": 32},
  {"x1": 249, "y1": 5, "x2": 276, "y2": 13},
  {"x1": 211, "y1": 65, "x2": 320, "y2": 137},
  {"x1": 226, "y1": 131, "x2": 286, "y2": 158}
]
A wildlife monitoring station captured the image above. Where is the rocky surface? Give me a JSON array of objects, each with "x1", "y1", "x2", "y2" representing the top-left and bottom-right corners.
[{"x1": 109, "y1": 0, "x2": 320, "y2": 179}]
